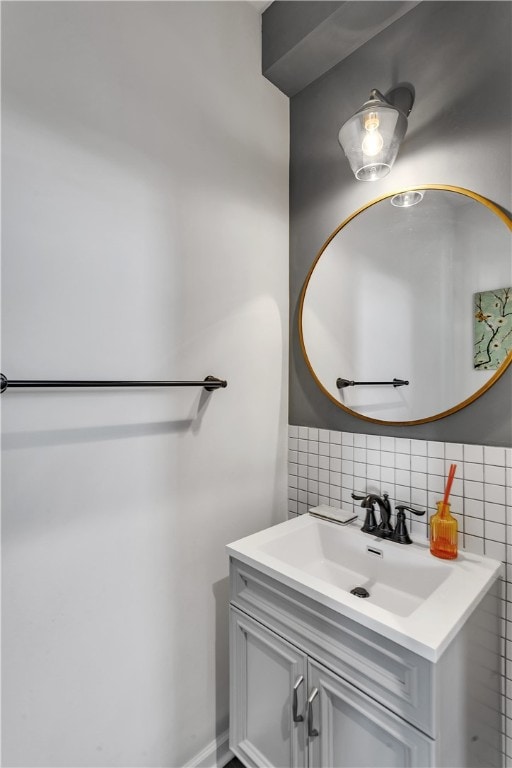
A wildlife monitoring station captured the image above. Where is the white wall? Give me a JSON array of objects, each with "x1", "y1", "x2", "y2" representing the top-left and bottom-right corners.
[{"x1": 1, "y1": 2, "x2": 289, "y2": 765}]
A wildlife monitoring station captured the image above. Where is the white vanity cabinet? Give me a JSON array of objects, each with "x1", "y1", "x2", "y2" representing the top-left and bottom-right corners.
[
  {"x1": 229, "y1": 557, "x2": 501, "y2": 768},
  {"x1": 230, "y1": 607, "x2": 432, "y2": 767},
  {"x1": 306, "y1": 658, "x2": 432, "y2": 768},
  {"x1": 230, "y1": 609, "x2": 307, "y2": 768}
]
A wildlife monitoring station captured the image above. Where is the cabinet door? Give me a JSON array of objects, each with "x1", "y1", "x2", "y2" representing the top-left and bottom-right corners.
[
  {"x1": 307, "y1": 659, "x2": 433, "y2": 768},
  {"x1": 230, "y1": 607, "x2": 307, "y2": 768}
]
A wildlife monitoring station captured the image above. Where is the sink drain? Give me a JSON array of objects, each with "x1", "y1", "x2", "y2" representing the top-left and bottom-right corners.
[{"x1": 350, "y1": 586, "x2": 370, "y2": 598}]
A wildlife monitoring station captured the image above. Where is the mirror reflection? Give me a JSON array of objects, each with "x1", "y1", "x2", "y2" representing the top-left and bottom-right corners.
[{"x1": 300, "y1": 186, "x2": 512, "y2": 424}]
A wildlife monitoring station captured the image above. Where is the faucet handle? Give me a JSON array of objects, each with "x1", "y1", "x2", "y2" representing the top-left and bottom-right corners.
[
  {"x1": 391, "y1": 505, "x2": 425, "y2": 544},
  {"x1": 350, "y1": 492, "x2": 377, "y2": 533},
  {"x1": 395, "y1": 504, "x2": 425, "y2": 517}
]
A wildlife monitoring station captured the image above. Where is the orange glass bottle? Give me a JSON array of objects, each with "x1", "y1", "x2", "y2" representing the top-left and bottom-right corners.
[{"x1": 430, "y1": 501, "x2": 458, "y2": 559}]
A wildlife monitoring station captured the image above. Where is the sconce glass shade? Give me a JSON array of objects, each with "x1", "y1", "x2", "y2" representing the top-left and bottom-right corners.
[{"x1": 338, "y1": 89, "x2": 410, "y2": 181}]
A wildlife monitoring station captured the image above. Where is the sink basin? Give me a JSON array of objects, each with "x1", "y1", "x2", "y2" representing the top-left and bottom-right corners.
[
  {"x1": 258, "y1": 518, "x2": 452, "y2": 618},
  {"x1": 227, "y1": 513, "x2": 501, "y2": 660}
]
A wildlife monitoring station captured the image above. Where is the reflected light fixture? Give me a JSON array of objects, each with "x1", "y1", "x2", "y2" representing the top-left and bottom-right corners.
[
  {"x1": 390, "y1": 190, "x2": 424, "y2": 208},
  {"x1": 338, "y1": 86, "x2": 414, "y2": 181}
]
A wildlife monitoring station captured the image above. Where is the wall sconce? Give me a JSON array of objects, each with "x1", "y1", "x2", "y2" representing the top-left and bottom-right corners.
[{"x1": 338, "y1": 86, "x2": 414, "y2": 181}]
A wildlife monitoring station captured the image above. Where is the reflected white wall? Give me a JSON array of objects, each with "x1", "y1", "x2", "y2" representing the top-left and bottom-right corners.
[{"x1": 302, "y1": 191, "x2": 510, "y2": 422}]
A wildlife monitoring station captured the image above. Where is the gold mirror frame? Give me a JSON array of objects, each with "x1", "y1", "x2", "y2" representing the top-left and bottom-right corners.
[{"x1": 299, "y1": 185, "x2": 512, "y2": 426}]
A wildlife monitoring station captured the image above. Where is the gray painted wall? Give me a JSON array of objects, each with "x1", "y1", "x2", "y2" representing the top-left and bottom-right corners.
[{"x1": 288, "y1": 1, "x2": 512, "y2": 446}]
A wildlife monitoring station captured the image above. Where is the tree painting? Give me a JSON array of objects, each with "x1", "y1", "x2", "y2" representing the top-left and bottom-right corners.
[{"x1": 474, "y1": 287, "x2": 512, "y2": 370}]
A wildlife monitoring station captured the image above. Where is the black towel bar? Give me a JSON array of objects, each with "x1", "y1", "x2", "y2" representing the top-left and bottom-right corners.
[
  {"x1": 336, "y1": 377, "x2": 409, "y2": 389},
  {"x1": 0, "y1": 373, "x2": 227, "y2": 393}
]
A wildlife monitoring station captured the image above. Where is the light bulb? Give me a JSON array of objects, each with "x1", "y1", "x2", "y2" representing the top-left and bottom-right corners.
[
  {"x1": 361, "y1": 110, "x2": 383, "y2": 157},
  {"x1": 362, "y1": 129, "x2": 383, "y2": 156}
]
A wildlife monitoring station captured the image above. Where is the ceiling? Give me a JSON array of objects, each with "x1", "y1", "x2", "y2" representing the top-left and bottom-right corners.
[
  {"x1": 247, "y1": 1, "x2": 273, "y2": 12},
  {"x1": 262, "y1": 1, "x2": 421, "y2": 96}
]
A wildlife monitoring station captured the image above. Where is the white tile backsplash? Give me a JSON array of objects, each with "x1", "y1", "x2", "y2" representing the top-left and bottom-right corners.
[
  {"x1": 411, "y1": 455, "x2": 427, "y2": 472},
  {"x1": 318, "y1": 442, "x2": 329, "y2": 457},
  {"x1": 487, "y1": 484, "x2": 507, "y2": 505},
  {"x1": 411, "y1": 487, "x2": 427, "y2": 507},
  {"x1": 318, "y1": 455, "x2": 329, "y2": 470},
  {"x1": 396, "y1": 453, "x2": 411, "y2": 470},
  {"x1": 318, "y1": 428, "x2": 329, "y2": 443},
  {"x1": 465, "y1": 479, "x2": 485, "y2": 501},
  {"x1": 330, "y1": 430, "x2": 342, "y2": 444},
  {"x1": 367, "y1": 464, "x2": 380, "y2": 481},
  {"x1": 341, "y1": 445, "x2": 354, "y2": 460},
  {"x1": 485, "y1": 446, "x2": 507, "y2": 466},
  {"x1": 367, "y1": 435, "x2": 380, "y2": 450},
  {"x1": 451, "y1": 478, "x2": 464, "y2": 497},
  {"x1": 427, "y1": 474, "x2": 444, "y2": 493},
  {"x1": 465, "y1": 516, "x2": 484, "y2": 537},
  {"x1": 427, "y1": 440, "x2": 444, "y2": 458},
  {"x1": 487, "y1": 503, "x2": 507, "y2": 524},
  {"x1": 330, "y1": 443, "x2": 342, "y2": 459},
  {"x1": 465, "y1": 462, "x2": 484, "y2": 482},
  {"x1": 290, "y1": 426, "x2": 511, "y2": 549},
  {"x1": 411, "y1": 471, "x2": 427, "y2": 490},
  {"x1": 464, "y1": 443, "x2": 484, "y2": 463},
  {"x1": 410, "y1": 439, "x2": 427, "y2": 456},
  {"x1": 396, "y1": 469, "x2": 411, "y2": 487},
  {"x1": 288, "y1": 425, "x2": 512, "y2": 767},
  {"x1": 428, "y1": 457, "x2": 445, "y2": 476},
  {"x1": 330, "y1": 470, "x2": 341, "y2": 486},
  {"x1": 395, "y1": 437, "x2": 411, "y2": 454},
  {"x1": 329, "y1": 457, "x2": 341, "y2": 473},
  {"x1": 381, "y1": 451, "x2": 395, "y2": 468},
  {"x1": 354, "y1": 447, "x2": 366, "y2": 463},
  {"x1": 395, "y1": 484, "x2": 411, "y2": 503},
  {"x1": 487, "y1": 465, "x2": 507, "y2": 485},
  {"x1": 318, "y1": 468, "x2": 329, "y2": 483},
  {"x1": 445, "y1": 442, "x2": 463, "y2": 461},
  {"x1": 381, "y1": 466, "x2": 395, "y2": 484}
]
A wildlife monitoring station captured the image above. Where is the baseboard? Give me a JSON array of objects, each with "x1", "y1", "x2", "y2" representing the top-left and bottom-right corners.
[{"x1": 184, "y1": 729, "x2": 233, "y2": 768}]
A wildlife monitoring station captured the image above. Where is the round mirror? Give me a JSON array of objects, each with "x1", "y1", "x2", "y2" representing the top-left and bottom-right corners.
[{"x1": 299, "y1": 185, "x2": 512, "y2": 425}]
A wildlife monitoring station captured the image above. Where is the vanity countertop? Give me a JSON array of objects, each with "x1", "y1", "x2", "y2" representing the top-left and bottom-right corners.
[{"x1": 227, "y1": 513, "x2": 502, "y2": 661}]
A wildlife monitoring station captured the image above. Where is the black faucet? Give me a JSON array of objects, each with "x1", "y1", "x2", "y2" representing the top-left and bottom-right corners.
[{"x1": 351, "y1": 492, "x2": 393, "y2": 538}]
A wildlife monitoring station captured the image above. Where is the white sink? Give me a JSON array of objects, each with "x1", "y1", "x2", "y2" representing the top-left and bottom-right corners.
[
  {"x1": 227, "y1": 513, "x2": 502, "y2": 660},
  {"x1": 258, "y1": 517, "x2": 452, "y2": 617}
]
